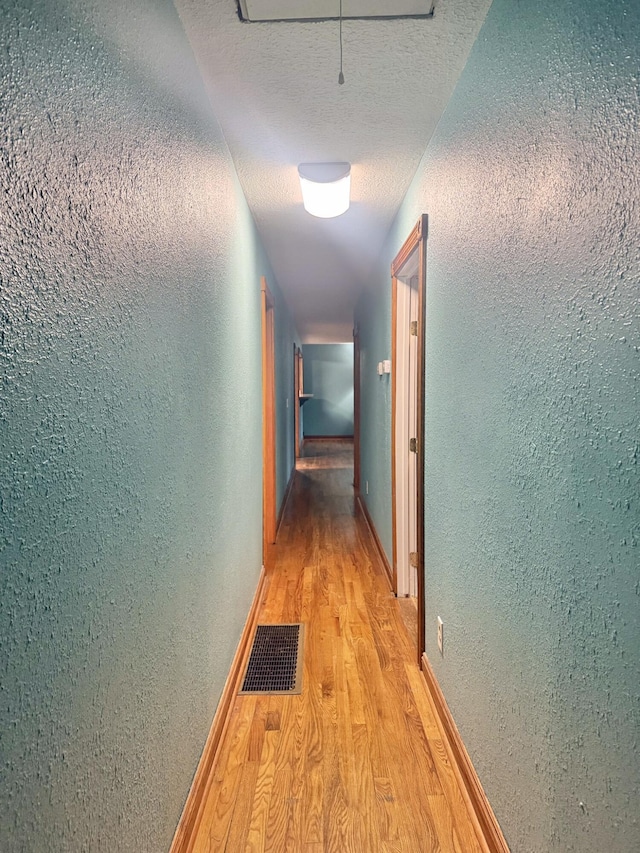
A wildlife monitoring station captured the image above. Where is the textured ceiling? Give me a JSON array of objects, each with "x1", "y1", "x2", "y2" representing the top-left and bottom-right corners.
[{"x1": 175, "y1": 0, "x2": 493, "y2": 341}]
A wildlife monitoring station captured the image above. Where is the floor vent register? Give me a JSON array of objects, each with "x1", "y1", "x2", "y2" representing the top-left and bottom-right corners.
[{"x1": 239, "y1": 623, "x2": 304, "y2": 695}]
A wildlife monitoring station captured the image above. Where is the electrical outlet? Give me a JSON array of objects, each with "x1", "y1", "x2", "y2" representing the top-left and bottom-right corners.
[{"x1": 437, "y1": 617, "x2": 444, "y2": 654}]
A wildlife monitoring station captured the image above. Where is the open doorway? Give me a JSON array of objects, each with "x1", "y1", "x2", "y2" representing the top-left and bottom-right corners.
[
  {"x1": 391, "y1": 215, "x2": 427, "y2": 662},
  {"x1": 300, "y1": 344, "x2": 353, "y2": 440}
]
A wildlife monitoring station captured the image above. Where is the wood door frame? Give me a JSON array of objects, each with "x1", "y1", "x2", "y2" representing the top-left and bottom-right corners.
[
  {"x1": 353, "y1": 325, "x2": 361, "y2": 492},
  {"x1": 294, "y1": 345, "x2": 303, "y2": 459},
  {"x1": 391, "y1": 214, "x2": 428, "y2": 663},
  {"x1": 294, "y1": 345, "x2": 300, "y2": 459},
  {"x1": 261, "y1": 277, "x2": 277, "y2": 570}
]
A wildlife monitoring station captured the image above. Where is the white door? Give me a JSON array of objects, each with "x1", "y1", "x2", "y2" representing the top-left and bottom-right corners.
[
  {"x1": 391, "y1": 214, "x2": 428, "y2": 660},
  {"x1": 407, "y1": 276, "x2": 419, "y2": 598},
  {"x1": 395, "y1": 270, "x2": 419, "y2": 597}
]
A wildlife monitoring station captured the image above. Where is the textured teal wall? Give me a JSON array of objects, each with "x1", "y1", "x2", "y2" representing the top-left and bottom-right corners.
[
  {"x1": 302, "y1": 344, "x2": 354, "y2": 437},
  {"x1": 354, "y1": 306, "x2": 393, "y2": 556},
  {"x1": 356, "y1": 0, "x2": 639, "y2": 850},
  {"x1": 0, "y1": 0, "x2": 296, "y2": 850}
]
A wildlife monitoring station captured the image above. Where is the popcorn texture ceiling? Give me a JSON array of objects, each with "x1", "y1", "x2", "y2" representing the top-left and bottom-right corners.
[{"x1": 175, "y1": 0, "x2": 493, "y2": 341}]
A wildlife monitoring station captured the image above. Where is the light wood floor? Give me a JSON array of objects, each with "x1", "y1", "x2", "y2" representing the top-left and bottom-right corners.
[{"x1": 192, "y1": 441, "x2": 483, "y2": 852}]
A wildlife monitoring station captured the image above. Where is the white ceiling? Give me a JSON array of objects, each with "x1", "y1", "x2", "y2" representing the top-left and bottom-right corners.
[{"x1": 175, "y1": 0, "x2": 493, "y2": 342}]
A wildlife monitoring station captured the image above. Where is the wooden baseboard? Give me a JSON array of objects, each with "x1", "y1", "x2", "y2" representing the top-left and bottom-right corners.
[
  {"x1": 420, "y1": 653, "x2": 510, "y2": 853},
  {"x1": 170, "y1": 567, "x2": 268, "y2": 853},
  {"x1": 276, "y1": 466, "x2": 296, "y2": 536},
  {"x1": 355, "y1": 493, "x2": 393, "y2": 591}
]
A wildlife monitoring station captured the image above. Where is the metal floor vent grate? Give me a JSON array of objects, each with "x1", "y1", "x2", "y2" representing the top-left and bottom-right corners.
[{"x1": 239, "y1": 623, "x2": 304, "y2": 695}]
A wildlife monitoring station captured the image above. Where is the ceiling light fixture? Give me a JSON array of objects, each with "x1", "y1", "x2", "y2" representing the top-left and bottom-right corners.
[{"x1": 298, "y1": 163, "x2": 351, "y2": 218}]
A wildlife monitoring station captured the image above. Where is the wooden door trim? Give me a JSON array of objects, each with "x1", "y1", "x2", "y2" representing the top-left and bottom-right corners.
[
  {"x1": 353, "y1": 326, "x2": 361, "y2": 493},
  {"x1": 390, "y1": 280, "x2": 399, "y2": 592},
  {"x1": 261, "y1": 277, "x2": 277, "y2": 570},
  {"x1": 294, "y1": 346, "x2": 301, "y2": 459},
  {"x1": 391, "y1": 215, "x2": 428, "y2": 277},
  {"x1": 391, "y1": 214, "x2": 428, "y2": 663}
]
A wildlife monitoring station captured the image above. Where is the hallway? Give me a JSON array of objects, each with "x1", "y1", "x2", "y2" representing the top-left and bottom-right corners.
[
  {"x1": 191, "y1": 441, "x2": 482, "y2": 852},
  {"x1": 2, "y1": 1, "x2": 638, "y2": 850}
]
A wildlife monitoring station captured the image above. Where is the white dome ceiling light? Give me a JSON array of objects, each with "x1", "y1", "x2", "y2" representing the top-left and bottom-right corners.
[{"x1": 298, "y1": 163, "x2": 351, "y2": 219}]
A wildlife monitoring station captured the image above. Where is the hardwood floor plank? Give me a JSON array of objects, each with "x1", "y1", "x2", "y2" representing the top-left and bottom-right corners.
[
  {"x1": 187, "y1": 440, "x2": 492, "y2": 853},
  {"x1": 274, "y1": 684, "x2": 311, "y2": 850},
  {"x1": 191, "y1": 702, "x2": 253, "y2": 853},
  {"x1": 223, "y1": 734, "x2": 261, "y2": 851},
  {"x1": 245, "y1": 727, "x2": 279, "y2": 852},
  {"x1": 302, "y1": 610, "x2": 325, "y2": 846}
]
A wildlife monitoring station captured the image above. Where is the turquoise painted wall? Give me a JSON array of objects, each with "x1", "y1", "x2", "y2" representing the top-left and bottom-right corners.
[
  {"x1": 0, "y1": 0, "x2": 297, "y2": 850},
  {"x1": 302, "y1": 344, "x2": 354, "y2": 437},
  {"x1": 356, "y1": 1, "x2": 640, "y2": 850},
  {"x1": 355, "y1": 302, "x2": 393, "y2": 559}
]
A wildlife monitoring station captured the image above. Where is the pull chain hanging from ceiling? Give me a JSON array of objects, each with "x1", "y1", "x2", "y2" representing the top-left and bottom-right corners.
[{"x1": 338, "y1": 0, "x2": 344, "y2": 84}]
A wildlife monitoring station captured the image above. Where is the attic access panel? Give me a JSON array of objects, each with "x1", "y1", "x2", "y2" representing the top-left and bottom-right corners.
[{"x1": 237, "y1": 1, "x2": 435, "y2": 23}]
